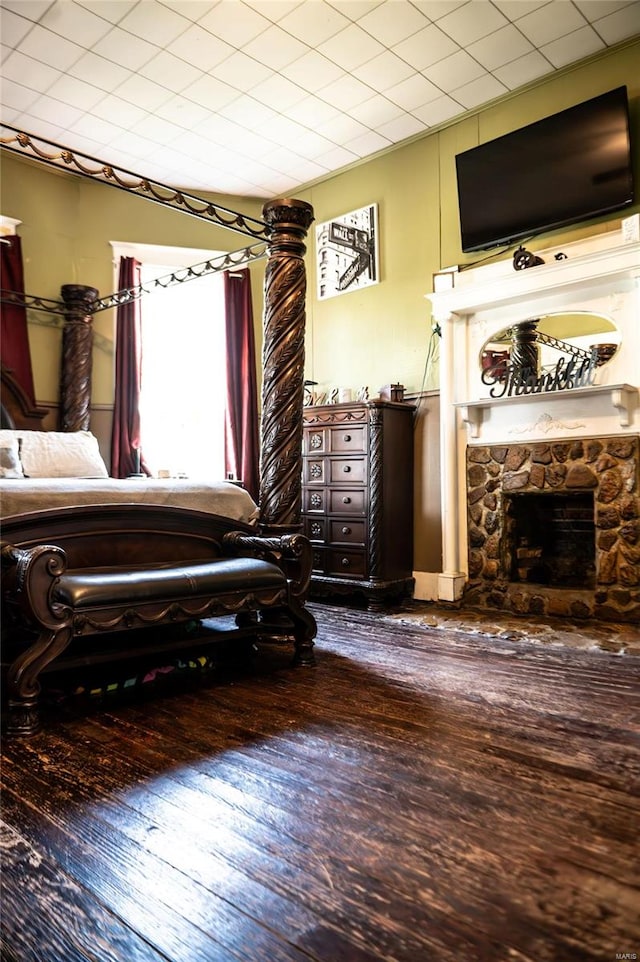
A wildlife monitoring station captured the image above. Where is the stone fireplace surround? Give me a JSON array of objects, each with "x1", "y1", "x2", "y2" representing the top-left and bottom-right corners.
[
  {"x1": 427, "y1": 228, "x2": 640, "y2": 623},
  {"x1": 465, "y1": 435, "x2": 639, "y2": 623}
]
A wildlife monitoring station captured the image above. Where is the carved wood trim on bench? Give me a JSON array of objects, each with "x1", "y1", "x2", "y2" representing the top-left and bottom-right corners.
[{"x1": 1, "y1": 504, "x2": 316, "y2": 736}]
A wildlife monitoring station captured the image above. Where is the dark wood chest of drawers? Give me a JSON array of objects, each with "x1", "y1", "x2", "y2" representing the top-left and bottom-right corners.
[{"x1": 302, "y1": 399, "x2": 415, "y2": 607}]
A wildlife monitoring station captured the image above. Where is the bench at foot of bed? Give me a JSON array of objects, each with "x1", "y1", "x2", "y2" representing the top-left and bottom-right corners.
[{"x1": 1, "y1": 504, "x2": 317, "y2": 736}]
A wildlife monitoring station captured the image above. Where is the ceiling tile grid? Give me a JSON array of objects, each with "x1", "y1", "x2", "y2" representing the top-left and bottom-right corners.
[{"x1": 0, "y1": 0, "x2": 638, "y2": 197}]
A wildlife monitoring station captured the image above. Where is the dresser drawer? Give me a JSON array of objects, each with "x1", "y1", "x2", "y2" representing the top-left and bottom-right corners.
[
  {"x1": 303, "y1": 400, "x2": 415, "y2": 605},
  {"x1": 327, "y1": 548, "x2": 366, "y2": 579},
  {"x1": 329, "y1": 519, "x2": 365, "y2": 545},
  {"x1": 329, "y1": 489, "x2": 366, "y2": 514},
  {"x1": 329, "y1": 425, "x2": 366, "y2": 453},
  {"x1": 329, "y1": 457, "x2": 366, "y2": 485}
]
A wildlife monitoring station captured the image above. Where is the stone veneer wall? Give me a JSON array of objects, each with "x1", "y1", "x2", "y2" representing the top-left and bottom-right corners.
[{"x1": 464, "y1": 436, "x2": 639, "y2": 624}]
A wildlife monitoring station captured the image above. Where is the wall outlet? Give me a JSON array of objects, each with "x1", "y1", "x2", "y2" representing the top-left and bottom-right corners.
[{"x1": 621, "y1": 213, "x2": 639, "y2": 243}]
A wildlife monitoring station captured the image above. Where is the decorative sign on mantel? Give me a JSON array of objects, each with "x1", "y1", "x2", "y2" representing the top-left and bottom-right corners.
[
  {"x1": 480, "y1": 317, "x2": 605, "y2": 399},
  {"x1": 482, "y1": 353, "x2": 598, "y2": 398}
]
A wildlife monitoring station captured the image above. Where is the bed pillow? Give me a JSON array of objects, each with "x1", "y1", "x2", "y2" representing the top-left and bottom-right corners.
[
  {"x1": 0, "y1": 435, "x2": 24, "y2": 478},
  {"x1": 19, "y1": 431, "x2": 109, "y2": 479}
]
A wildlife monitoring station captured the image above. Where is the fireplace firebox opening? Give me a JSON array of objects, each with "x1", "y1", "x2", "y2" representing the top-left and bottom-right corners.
[{"x1": 503, "y1": 492, "x2": 596, "y2": 590}]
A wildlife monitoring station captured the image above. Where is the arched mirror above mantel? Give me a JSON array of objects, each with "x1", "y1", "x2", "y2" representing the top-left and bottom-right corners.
[{"x1": 480, "y1": 312, "x2": 621, "y2": 384}]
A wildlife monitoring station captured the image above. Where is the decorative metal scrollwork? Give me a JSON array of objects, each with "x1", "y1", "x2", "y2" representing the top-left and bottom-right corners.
[
  {"x1": 0, "y1": 125, "x2": 270, "y2": 242},
  {"x1": 0, "y1": 290, "x2": 68, "y2": 315},
  {"x1": 92, "y1": 244, "x2": 268, "y2": 313},
  {"x1": 2, "y1": 244, "x2": 269, "y2": 318}
]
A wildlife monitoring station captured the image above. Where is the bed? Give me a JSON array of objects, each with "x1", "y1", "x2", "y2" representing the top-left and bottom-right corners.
[
  {"x1": 0, "y1": 367, "x2": 257, "y2": 521},
  {"x1": 0, "y1": 349, "x2": 256, "y2": 528},
  {"x1": 0, "y1": 477, "x2": 259, "y2": 524},
  {"x1": 0, "y1": 134, "x2": 317, "y2": 735}
]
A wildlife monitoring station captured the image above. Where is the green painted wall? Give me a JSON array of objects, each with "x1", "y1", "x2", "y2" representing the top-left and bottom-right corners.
[
  {"x1": 1, "y1": 41, "x2": 638, "y2": 410},
  {"x1": 1, "y1": 155, "x2": 266, "y2": 404},
  {"x1": 296, "y1": 41, "x2": 639, "y2": 400},
  {"x1": 299, "y1": 132, "x2": 441, "y2": 400}
]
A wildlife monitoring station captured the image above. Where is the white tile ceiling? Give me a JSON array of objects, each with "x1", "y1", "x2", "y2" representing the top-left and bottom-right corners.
[{"x1": 1, "y1": 0, "x2": 639, "y2": 198}]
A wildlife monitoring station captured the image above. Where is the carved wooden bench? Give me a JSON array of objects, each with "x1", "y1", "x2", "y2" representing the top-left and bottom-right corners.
[{"x1": 1, "y1": 504, "x2": 316, "y2": 736}]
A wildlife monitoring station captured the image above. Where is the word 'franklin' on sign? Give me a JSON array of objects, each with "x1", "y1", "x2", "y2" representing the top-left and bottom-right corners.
[{"x1": 481, "y1": 353, "x2": 598, "y2": 398}]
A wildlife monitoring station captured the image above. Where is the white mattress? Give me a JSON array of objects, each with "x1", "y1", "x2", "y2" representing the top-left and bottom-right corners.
[{"x1": 0, "y1": 478, "x2": 259, "y2": 525}]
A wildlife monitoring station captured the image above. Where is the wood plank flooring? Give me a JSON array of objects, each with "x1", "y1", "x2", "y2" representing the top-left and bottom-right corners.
[{"x1": 2, "y1": 601, "x2": 639, "y2": 962}]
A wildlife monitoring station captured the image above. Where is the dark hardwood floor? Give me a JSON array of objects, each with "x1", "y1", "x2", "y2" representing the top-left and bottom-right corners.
[{"x1": 2, "y1": 602, "x2": 639, "y2": 962}]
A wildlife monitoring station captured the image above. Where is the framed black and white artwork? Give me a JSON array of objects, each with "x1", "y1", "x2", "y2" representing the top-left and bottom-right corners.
[{"x1": 316, "y1": 203, "x2": 379, "y2": 300}]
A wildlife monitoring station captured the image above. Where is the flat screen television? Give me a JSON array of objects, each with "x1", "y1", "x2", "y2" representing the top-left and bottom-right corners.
[{"x1": 455, "y1": 86, "x2": 635, "y2": 253}]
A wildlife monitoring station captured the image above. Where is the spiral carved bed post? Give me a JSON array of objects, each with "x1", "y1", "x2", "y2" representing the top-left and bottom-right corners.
[
  {"x1": 259, "y1": 198, "x2": 314, "y2": 535},
  {"x1": 510, "y1": 319, "x2": 540, "y2": 384},
  {"x1": 59, "y1": 284, "x2": 99, "y2": 432}
]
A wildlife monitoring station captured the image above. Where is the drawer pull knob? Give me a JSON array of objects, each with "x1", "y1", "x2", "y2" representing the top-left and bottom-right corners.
[
  {"x1": 344, "y1": 434, "x2": 351, "y2": 442},
  {"x1": 341, "y1": 557, "x2": 350, "y2": 567},
  {"x1": 343, "y1": 465, "x2": 351, "y2": 473},
  {"x1": 342, "y1": 496, "x2": 351, "y2": 504},
  {"x1": 342, "y1": 526, "x2": 351, "y2": 535}
]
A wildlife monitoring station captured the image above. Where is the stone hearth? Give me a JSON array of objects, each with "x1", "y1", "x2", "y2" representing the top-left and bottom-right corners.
[{"x1": 464, "y1": 436, "x2": 639, "y2": 623}]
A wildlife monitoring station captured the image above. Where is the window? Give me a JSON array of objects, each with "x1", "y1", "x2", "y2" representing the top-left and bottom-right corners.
[{"x1": 111, "y1": 243, "x2": 226, "y2": 479}]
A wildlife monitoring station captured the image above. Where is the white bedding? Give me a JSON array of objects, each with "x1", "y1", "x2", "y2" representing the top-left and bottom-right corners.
[{"x1": 0, "y1": 478, "x2": 259, "y2": 525}]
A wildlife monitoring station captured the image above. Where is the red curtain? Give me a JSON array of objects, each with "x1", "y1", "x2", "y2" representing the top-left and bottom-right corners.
[
  {"x1": 111, "y1": 257, "x2": 148, "y2": 478},
  {"x1": 224, "y1": 269, "x2": 259, "y2": 501},
  {"x1": 1, "y1": 235, "x2": 35, "y2": 402}
]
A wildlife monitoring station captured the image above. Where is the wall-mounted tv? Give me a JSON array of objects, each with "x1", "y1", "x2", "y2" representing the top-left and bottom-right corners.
[{"x1": 455, "y1": 86, "x2": 634, "y2": 253}]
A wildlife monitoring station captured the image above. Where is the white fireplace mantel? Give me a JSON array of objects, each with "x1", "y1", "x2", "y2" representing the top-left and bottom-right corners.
[
  {"x1": 455, "y1": 383, "x2": 638, "y2": 438},
  {"x1": 430, "y1": 236, "x2": 640, "y2": 322},
  {"x1": 425, "y1": 230, "x2": 640, "y2": 602}
]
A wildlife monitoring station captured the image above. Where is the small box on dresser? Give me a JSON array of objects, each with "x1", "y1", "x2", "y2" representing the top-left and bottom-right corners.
[{"x1": 302, "y1": 399, "x2": 415, "y2": 608}]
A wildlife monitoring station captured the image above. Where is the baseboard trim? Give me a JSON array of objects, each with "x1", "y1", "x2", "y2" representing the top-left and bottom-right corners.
[{"x1": 412, "y1": 571, "x2": 440, "y2": 601}]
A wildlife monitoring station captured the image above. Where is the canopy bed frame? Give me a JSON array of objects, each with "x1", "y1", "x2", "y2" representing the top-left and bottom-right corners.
[{"x1": 0, "y1": 128, "x2": 317, "y2": 735}]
